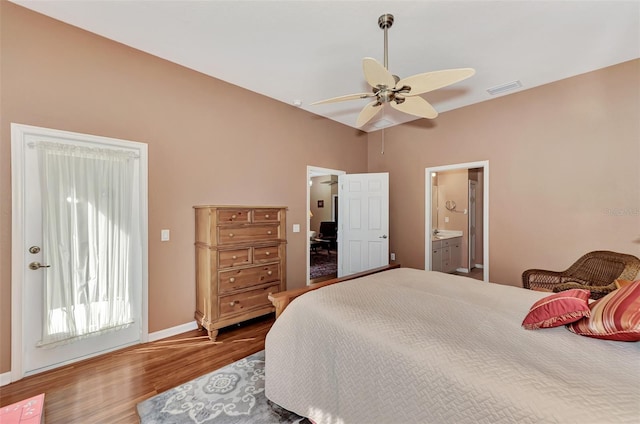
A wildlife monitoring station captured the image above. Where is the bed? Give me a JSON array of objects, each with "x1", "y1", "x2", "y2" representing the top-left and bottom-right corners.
[{"x1": 265, "y1": 267, "x2": 640, "y2": 424}]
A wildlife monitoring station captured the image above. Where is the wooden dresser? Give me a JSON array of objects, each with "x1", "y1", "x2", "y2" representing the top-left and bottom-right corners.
[{"x1": 194, "y1": 205, "x2": 287, "y2": 340}]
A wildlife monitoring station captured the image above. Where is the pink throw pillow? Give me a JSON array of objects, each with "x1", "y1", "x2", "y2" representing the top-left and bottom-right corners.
[
  {"x1": 567, "y1": 280, "x2": 640, "y2": 341},
  {"x1": 522, "y1": 289, "x2": 591, "y2": 330}
]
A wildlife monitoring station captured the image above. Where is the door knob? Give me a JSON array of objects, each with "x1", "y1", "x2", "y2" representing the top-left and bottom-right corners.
[
  {"x1": 29, "y1": 262, "x2": 50, "y2": 270},
  {"x1": 379, "y1": 235, "x2": 388, "y2": 239}
]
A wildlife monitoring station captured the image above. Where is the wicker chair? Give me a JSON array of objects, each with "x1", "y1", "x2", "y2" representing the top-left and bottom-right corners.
[{"x1": 522, "y1": 250, "x2": 640, "y2": 299}]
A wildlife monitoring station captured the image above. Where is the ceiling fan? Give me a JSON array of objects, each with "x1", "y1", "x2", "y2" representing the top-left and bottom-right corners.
[{"x1": 312, "y1": 14, "x2": 475, "y2": 128}]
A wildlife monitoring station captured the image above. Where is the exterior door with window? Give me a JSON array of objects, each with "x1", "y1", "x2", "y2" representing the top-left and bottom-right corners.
[{"x1": 11, "y1": 124, "x2": 148, "y2": 379}]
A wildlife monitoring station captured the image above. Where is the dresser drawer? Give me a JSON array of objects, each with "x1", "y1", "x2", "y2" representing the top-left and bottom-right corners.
[
  {"x1": 219, "y1": 283, "x2": 280, "y2": 317},
  {"x1": 217, "y1": 224, "x2": 280, "y2": 244},
  {"x1": 217, "y1": 209, "x2": 251, "y2": 225},
  {"x1": 218, "y1": 248, "x2": 251, "y2": 269},
  {"x1": 218, "y1": 263, "x2": 280, "y2": 293},
  {"x1": 253, "y1": 209, "x2": 280, "y2": 222},
  {"x1": 254, "y1": 245, "x2": 280, "y2": 263}
]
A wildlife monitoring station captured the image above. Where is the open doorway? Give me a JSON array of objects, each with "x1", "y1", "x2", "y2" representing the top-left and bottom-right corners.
[
  {"x1": 307, "y1": 166, "x2": 345, "y2": 285},
  {"x1": 425, "y1": 161, "x2": 489, "y2": 282}
]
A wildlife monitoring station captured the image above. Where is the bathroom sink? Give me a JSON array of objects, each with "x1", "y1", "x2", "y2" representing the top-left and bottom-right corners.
[{"x1": 432, "y1": 231, "x2": 463, "y2": 241}]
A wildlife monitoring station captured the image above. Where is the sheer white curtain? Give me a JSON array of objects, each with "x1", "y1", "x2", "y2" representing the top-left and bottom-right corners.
[{"x1": 36, "y1": 141, "x2": 137, "y2": 347}]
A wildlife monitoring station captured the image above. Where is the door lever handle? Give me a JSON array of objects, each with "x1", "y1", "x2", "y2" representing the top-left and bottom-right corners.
[
  {"x1": 379, "y1": 235, "x2": 388, "y2": 239},
  {"x1": 29, "y1": 262, "x2": 51, "y2": 270}
]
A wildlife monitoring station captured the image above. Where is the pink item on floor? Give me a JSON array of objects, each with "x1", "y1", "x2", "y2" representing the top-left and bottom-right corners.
[{"x1": 0, "y1": 393, "x2": 44, "y2": 423}]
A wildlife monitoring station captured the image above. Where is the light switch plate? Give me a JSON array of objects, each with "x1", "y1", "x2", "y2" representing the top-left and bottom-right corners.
[
  {"x1": 161, "y1": 229, "x2": 170, "y2": 241},
  {"x1": 292, "y1": 224, "x2": 300, "y2": 233}
]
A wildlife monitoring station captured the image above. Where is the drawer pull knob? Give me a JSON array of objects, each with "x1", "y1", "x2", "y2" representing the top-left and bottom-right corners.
[
  {"x1": 229, "y1": 233, "x2": 234, "y2": 238},
  {"x1": 267, "y1": 271, "x2": 273, "y2": 276},
  {"x1": 229, "y1": 301, "x2": 237, "y2": 306},
  {"x1": 232, "y1": 255, "x2": 237, "y2": 260},
  {"x1": 231, "y1": 214, "x2": 237, "y2": 219},
  {"x1": 267, "y1": 230, "x2": 272, "y2": 235},
  {"x1": 229, "y1": 277, "x2": 236, "y2": 283},
  {"x1": 265, "y1": 251, "x2": 271, "y2": 256},
  {"x1": 265, "y1": 214, "x2": 270, "y2": 218}
]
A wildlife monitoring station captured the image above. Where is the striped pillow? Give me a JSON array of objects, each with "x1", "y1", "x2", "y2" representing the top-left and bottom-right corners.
[
  {"x1": 522, "y1": 289, "x2": 591, "y2": 330},
  {"x1": 568, "y1": 280, "x2": 640, "y2": 341},
  {"x1": 614, "y1": 279, "x2": 634, "y2": 289}
]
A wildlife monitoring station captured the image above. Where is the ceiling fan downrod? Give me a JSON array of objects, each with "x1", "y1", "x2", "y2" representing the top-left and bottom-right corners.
[
  {"x1": 375, "y1": 14, "x2": 405, "y2": 104},
  {"x1": 378, "y1": 13, "x2": 394, "y2": 70}
]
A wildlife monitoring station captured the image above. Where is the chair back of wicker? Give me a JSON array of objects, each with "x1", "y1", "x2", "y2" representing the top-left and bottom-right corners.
[{"x1": 522, "y1": 250, "x2": 640, "y2": 299}]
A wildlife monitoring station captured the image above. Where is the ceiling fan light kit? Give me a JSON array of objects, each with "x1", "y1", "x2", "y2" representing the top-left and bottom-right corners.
[{"x1": 312, "y1": 13, "x2": 475, "y2": 128}]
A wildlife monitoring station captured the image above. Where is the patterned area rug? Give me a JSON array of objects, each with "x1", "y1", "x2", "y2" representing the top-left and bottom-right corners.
[
  {"x1": 137, "y1": 351, "x2": 311, "y2": 424},
  {"x1": 310, "y1": 252, "x2": 337, "y2": 279}
]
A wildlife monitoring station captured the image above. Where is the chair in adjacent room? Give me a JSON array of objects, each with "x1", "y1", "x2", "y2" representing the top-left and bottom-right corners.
[
  {"x1": 522, "y1": 250, "x2": 640, "y2": 299},
  {"x1": 318, "y1": 221, "x2": 337, "y2": 251}
]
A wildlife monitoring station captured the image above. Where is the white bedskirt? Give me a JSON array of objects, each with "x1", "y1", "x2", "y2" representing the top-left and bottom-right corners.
[{"x1": 265, "y1": 268, "x2": 640, "y2": 424}]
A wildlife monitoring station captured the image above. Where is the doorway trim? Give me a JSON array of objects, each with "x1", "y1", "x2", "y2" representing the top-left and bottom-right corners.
[
  {"x1": 10, "y1": 123, "x2": 149, "y2": 382},
  {"x1": 425, "y1": 160, "x2": 489, "y2": 282},
  {"x1": 307, "y1": 166, "x2": 345, "y2": 286},
  {"x1": 468, "y1": 179, "x2": 478, "y2": 271}
]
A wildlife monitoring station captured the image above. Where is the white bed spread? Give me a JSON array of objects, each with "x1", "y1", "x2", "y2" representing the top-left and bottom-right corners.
[{"x1": 265, "y1": 268, "x2": 640, "y2": 424}]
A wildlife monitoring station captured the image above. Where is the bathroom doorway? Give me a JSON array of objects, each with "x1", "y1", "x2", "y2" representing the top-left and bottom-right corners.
[{"x1": 425, "y1": 161, "x2": 489, "y2": 282}]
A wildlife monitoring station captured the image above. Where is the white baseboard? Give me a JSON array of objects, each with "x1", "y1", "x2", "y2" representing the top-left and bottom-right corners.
[
  {"x1": 148, "y1": 321, "x2": 199, "y2": 342},
  {"x1": 1, "y1": 371, "x2": 12, "y2": 387},
  {"x1": 456, "y1": 267, "x2": 470, "y2": 273},
  {"x1": 0, "y1": 321, "x2": 199, "y2": 387},
  {"x1": 475, "y1": 264, "x2": 484, "y2": 269}
]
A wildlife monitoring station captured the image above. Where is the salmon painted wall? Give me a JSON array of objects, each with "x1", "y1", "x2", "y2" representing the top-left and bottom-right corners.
[
  {"x1": 368, "y1": 59, "x2": 640, "y2": 287},
  {"x1": 0, "y1": 3, "x2": 368, "y2": 374}
]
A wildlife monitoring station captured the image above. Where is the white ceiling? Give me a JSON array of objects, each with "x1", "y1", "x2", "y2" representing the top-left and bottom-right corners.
[{"x1": 11, "y1": 0, "x2": 640, "y2": 132}]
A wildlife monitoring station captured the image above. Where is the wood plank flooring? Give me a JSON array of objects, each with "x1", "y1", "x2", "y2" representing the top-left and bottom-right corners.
[
  {"x1": 453, "y1": 267, "x2": 484, "y2": 281},
  {"x1": 0, "y1": 314, "x2": 275, "y2": 423}
]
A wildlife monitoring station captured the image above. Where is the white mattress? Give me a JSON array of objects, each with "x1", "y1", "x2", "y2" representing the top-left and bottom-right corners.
[{"x1": 265, "y1": 268, "x2": 640, "y2": 424}]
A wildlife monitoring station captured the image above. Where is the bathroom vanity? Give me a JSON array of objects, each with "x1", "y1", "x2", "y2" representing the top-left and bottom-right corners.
[{"x1": 431, "y1": 233, "x2": 462, "y2": 273}]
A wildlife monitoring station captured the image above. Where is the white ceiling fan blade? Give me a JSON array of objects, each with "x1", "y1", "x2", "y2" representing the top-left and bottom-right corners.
[
  {"x1": 356, "y1": 101, "x2": 383, "y2": 127},
  {"x1": 310, "y1": 93, "x2": 374, "y2": 105},
  {"x1": 391, "y1": 96, "x2": 438, "y2": 119},
  {"x1": 398, "y1": 68, "x2": 475, "y2": 96},
  {"x1": 363, "y1": 57, "x2": 395, "y2": 89}
]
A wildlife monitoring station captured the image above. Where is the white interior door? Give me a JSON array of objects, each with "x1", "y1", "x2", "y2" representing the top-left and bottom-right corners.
[
  {"x1": 338, "y1": 173, "x2": 389, "y2": 277},
  {"x1": 11, "y1": 124, "x2": 148, "y2": 379}
]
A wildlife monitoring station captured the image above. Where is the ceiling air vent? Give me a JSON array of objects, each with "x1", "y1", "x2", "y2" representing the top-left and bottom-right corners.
[
  {"x1": 371, "y1": 119, "x2": 393, "y2": 129},
  {"x1": 487, "y1": 80, "x2": 522, "y2": 96}
]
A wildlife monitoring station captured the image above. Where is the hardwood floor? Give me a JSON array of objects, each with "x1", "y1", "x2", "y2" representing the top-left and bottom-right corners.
[
  {"x1": 453, "y1": 267, "x2": 484, "y2": 281},
  {"x1": 0, "y1": 314, "x2": 275, "y2": 423}
]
